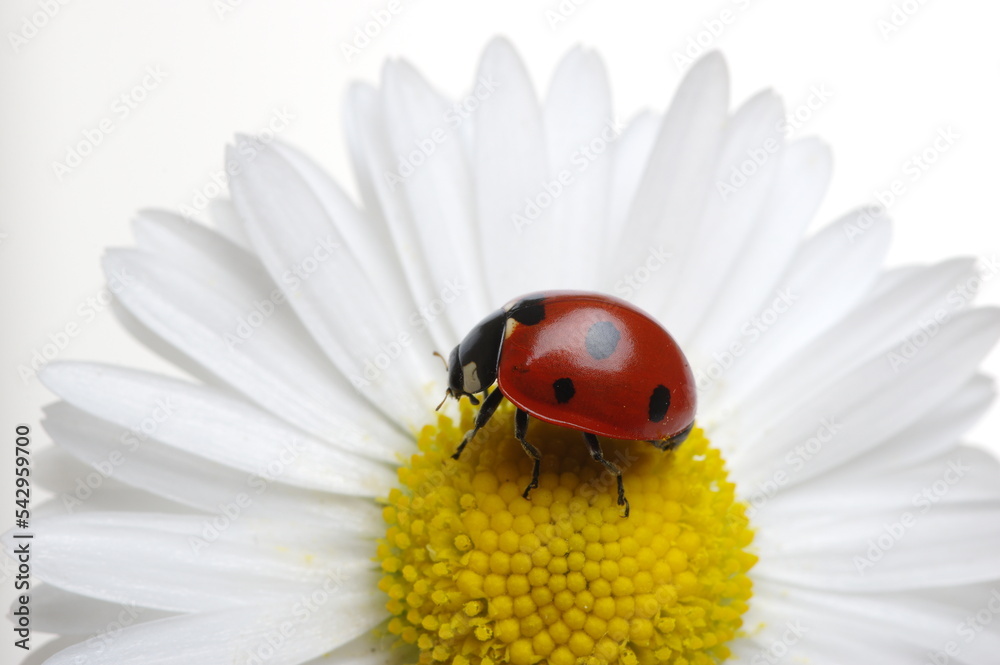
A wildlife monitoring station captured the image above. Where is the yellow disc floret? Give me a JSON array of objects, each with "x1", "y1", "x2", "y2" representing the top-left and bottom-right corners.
[{"x1": 379, "y1": 401, "x2": 755, "y2": 665}]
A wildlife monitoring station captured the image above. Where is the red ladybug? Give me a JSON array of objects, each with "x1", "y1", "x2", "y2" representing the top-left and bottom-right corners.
[{"x1": 441, "y1": 290, "x2": 696, "y2": 516}]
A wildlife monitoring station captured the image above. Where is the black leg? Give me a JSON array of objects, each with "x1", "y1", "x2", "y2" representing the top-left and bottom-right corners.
[
  {"x1": 649, "y1": 421, "x2": 694, "y2": 452},
  {"x1": 648, "y1": 439, "x2": 679, "y2": 452},
  {"x1": 452, "y1": 388, "x2": 505, "y2": 460},
  {"x1": 515, "y1": 409, "x2": 542, "y2": 499},
  {"x1": 583, "y1": 432, "x2": 629, "y2": 517}
]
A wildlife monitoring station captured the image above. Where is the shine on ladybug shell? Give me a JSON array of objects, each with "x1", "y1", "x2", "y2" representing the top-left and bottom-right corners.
[{"x1": 496, "y1": 291, "x2": 696, "y2": 441}]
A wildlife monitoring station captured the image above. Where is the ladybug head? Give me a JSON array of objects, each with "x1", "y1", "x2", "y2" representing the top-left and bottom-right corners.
[{"x1": 440, "y1": 307, "x2": 507, "y2": 407}]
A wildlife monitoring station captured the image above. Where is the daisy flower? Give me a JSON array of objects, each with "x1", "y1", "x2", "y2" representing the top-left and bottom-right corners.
[{"x1": 11, "y1": 38, "x2": 1000, "y2": 665}]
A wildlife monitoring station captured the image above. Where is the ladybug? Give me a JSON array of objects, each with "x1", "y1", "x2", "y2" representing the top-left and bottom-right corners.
[{"x1": 440, "y1": 290, "x2": 696, "y2": 516}]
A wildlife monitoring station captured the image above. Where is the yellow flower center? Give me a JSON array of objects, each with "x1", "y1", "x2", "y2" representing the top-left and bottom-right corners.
[{"x1": 378, "y1": 401, "x2": 755, "y2": 665}]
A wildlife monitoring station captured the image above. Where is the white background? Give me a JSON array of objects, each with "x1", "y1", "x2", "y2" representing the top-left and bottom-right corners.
[{"x1": 1, "y1": 0, "x2": 998, "y2": 663}]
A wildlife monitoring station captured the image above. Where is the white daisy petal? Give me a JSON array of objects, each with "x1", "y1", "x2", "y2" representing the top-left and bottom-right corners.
[
  {"x1": 130, "y1": 209, "x2": 262, "y2": 289},
  {"x1": 130, "y1": 209, "x2": 390, "y2": 411},
  {"x1": 755, "y1": 445, "x2": 1000, "y2": 527},
  {"x1": 473, "y1": 37, "x2": 549, "y2": 301},
  {"x1": 735, "y1": 583, "x2": 1000, "y2": 664},
  {"x1": 734, "y1": 601, "x2": 916, "y2": 665},
  {"x1": 854, "y1": 374, "x2": 997, "y2": 476},
  {"x1": 691, "y1": 208, "x2": 889, "y2": 426},
  {"x1": 302, "y1": 630, "x2": 407, "y2": 665},
  {"x1": 343, "y1": 80, "x2": 388, "y2": 222},
  {"x1": 656, "y1": 90, "x2": 784, "y2": 340},
  {"x1": 705, "y1": 209, "x2": 890, "y2": 407},
  {"x1": 605, "y1": 110, "x2": 658, "y2": 247},
  {"x1": 867, "y1": 263, "x2": 925, "y2": 298},
  {"x1": 19, "y1": 638, "x2": 86, "y2": 665},
  {"x1": 206, "y1": 198, "x2": 253, "y2": 250},
  {"x1": 29, "y1": 584, "x2": 173, "y2": 636},
  {"x1": 228, "y1": 139, "x2": 437, "y2": 424},
  {"x1": 40, "y1": 363, "x2": 399, "y2": 493},
  {"x1": 104, "y1": 244, "x2": 404, "y2": 448},
  {"x1": 730, "y1": 308, "x2": 1000, "y2": 486},
  {"x1": 43, "y1": 402, "x2": 384, "y2": 535},
  {"x1": 754, "y1": 501, "x2": 1000, "y2": 590},
  {"x1": 342, "y1": 82, "x2": 455, "y2": 353},
  {"x1": 348, "y1": 74, "x2": 480, "y2": 348},
  {"x1": 31, "y1": 446, "x2": 186, "y2": 518},
  {"x1": 692, "y1": 137, "x2": 832, "y2": 352},
  {"x1": 10, "y1": 512, "x2": 377, "y2": 612},
  {"x1": 616, "y1": 52, "x2": 730, "y2": 315},
  {"x1": 266, "y1": 140, "x2": 422, "y2": 337},
  {"x1": 718, "y1": 257, "x2": 981, "y2": 420},
  {"x1": 31, "y1": 444, "x2": 125, "y2": 497},
  {"x1": 39, "y1": 592, "x2": 385, "y2": 665},
  {"x1": 542, "y1": 46, "x2": 613, "y2": 289},
  {"x1": 108, "y1": 288, "x2": 226, "y2": 392},
  {"x1": 897, "y1": 583, "x2": 1000, "y2": 664},
  {"x1": 379, "y1": 59, "x2": 492, "y2": 334}
]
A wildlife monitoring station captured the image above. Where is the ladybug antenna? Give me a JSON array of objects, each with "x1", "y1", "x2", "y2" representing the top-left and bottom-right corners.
[
  {"x1": 432, "y1": 351, "x2": 449, "y2": 371},
  {"x1": 434, "y1": 389, "x2": 452, "y2": 412}
]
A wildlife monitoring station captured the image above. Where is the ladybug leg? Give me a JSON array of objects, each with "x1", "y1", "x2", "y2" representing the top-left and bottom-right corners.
[
  {"x1": 515, "y1": 409, "x2": 542, "y2": 499},
  {"x1": 648, "y1": 439, "x2": 679, "y2": 452},
  {"x1": 583, "y1": 432, "x2": 630, "y2": 517},
  {"x1": 649, "y1": 421, "x2": 694, "y2": 452},
  {"x1": 452, "y1": 388, "x2": 505, "y2": 460}
]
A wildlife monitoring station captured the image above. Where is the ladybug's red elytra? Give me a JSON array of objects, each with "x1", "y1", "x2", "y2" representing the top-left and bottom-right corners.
[{"x1": 441, "y1": 290, "x2": 697, "y2": 516}]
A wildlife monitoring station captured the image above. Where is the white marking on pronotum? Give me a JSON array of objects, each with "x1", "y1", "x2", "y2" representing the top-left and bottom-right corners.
[
  {"x1": 462, "y1": 362, "x2": 481, "y2": 393},
  {"x1": 504, "y1": 318, "x2": 519, "y2": 340}
]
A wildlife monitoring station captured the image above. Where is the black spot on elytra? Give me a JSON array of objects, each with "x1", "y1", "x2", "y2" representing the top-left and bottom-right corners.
[
  {"x1": 648, "y1": 385, "x2": 671, "y2": 422},
  {"x1": 553, "y1": 377, "x2": 575, "y2": 404},
  {"x1": 510, "y1": 297, "x2": 546, "y2": 325},
  {"x1": 585, "y1": 321, "x2": 621, "y2": 360}
]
